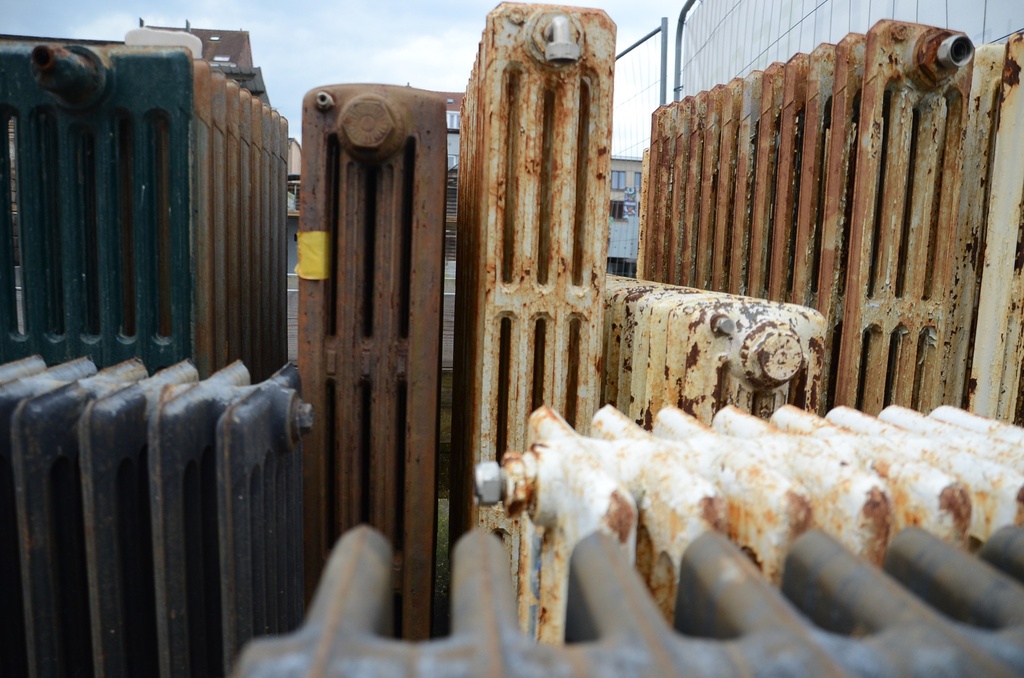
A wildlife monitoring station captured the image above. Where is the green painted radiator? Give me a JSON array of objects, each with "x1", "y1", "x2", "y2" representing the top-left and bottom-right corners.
[{"x1": 0, "y1": 42, "x2": 287, "y2": 378}]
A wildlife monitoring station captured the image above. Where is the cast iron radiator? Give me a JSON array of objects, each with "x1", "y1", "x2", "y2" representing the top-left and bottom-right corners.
[
  {"x1": 0, "y1": 356, "x2": 306, "y2": 677},
  {"x1": 234, "y1": 522, "x2": 1024, "y2": 676}
]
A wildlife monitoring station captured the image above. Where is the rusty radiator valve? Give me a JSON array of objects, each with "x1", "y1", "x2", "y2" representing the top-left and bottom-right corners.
[
  {"x1": 543, "y1": 15, "x2": 581, "y2": 63},
  {"x1": 936, "y1": 34, "x2": 974, "y2": 68},
  {"x1": 30, "y1": 44, "x2": 107, "y2": 106}
]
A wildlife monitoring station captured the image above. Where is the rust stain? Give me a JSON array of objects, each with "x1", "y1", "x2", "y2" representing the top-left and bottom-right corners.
[
  {"x1": 785, "y1": 489, "x2": 814, "y2": 540},
  {"x1": 685, "y1": 343, "x2": 701, "y2": 370},
  {"x1": 299, "y1": 83, "x2": 447, "y2": 635},
  {"x1": 700, "y1": 495, "x2": 729, "y2": 533},
  {"x1": 602, "y1": 489, "x2": 636, "y2": 543},
  {"x1": 939, "y1": 484, "x2": 972, "y2": 543},
  {"x1": 860, "y1": 487, "x2": 892, "y2": 565},
  {"x1": 1004, "y1": 56, "x2": 1021, "y2": 87}
]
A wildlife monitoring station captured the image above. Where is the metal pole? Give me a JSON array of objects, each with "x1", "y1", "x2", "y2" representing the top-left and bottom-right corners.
[
  {"x1": 660, "y1": 17, "x2": 668, "y2": 105},
  {"x1": 674, "y1": 0, "x2": 700, "y2": 101},
  {"x1": 616, "y1": 25, "x2": 663, "y2": 59}
]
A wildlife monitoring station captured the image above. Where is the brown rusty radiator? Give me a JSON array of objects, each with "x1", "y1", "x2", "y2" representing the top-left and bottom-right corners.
[
  {"x1": 603, "y1": 274, "x2": 825, "y2": 425},
  {"x1": 234, "y1": 522, "x2": 1024, "y2": 676},
  {"x1": 192, "y1": 61, "x2": 290, "y2": 383},
  {"x1": 475, "y1": 399, "x2": 1022, "y2": 642},
  {"x1": 449, "y1": 2, "x2": 616, "y2": 578},
  {"x1": 0, "y1": 356, "x2": 306, "y2": 677},
  {"x1": 295, "y1": 83, "x2": 445, "y2": 638},
  {"x1": 639, "y1": 20, "x2": 980, "y2": 415},
  {"x1": 0, "y1": 43, "x2": 288, "y2": 381}
]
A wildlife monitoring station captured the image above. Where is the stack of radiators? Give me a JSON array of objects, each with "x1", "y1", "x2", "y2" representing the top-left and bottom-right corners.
[
  {"x1": 0, "y1": 42, "x2": 287, "y2": 380},
  {"x1": 0, "y1": 355, "x2": 305, "y2": 676}
]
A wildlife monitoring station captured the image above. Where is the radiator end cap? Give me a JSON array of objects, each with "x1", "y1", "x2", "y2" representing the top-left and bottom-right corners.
[{"x1": 475, "y1": 462, "x2": 505, "y2": 506}]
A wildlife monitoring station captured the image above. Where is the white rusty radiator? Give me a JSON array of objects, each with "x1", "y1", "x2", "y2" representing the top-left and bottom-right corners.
[
  {"x1": 477, "y1": 400, "x2": 1024, "y2": 642},
  {"x1": 603, "y1": 274, "x2": 825, "y2": 425},
  {"x1": 450, "y1": 3, "x2": 616, "y2": 574},
  {"x1": 966, "y1": 35, "x2": 1024, "y2": 423},
  {"x1": 639, "y1": 21, "x2": 978, "y2": 415}
]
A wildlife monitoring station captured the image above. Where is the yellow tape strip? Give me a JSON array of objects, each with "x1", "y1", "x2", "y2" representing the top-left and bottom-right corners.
[{"x1": 295, "y1": 231, "x2": 330, "y2": 280}]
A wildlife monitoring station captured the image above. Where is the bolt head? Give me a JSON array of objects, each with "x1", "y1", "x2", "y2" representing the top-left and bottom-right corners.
[
  {"x1": 756, "y1": 332, "x2": 803, "y2": 384},
  {"x1": 341, "y1": 96, "x2": 395, "y2": 150},
  {"x1": 474, "y1": 462, "x2": 504, "y2": 505},
  {"x1": 711, "y1": 313, "x2": 735, "y2": 336},
  {"x1": 739, "y1": 325, "x2": 804, "y2": 387}
]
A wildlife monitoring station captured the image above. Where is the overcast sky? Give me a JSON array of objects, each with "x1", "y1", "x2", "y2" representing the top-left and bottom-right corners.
[{"x1": 5, "y1": 0, "x2": 684, "y2": 139}]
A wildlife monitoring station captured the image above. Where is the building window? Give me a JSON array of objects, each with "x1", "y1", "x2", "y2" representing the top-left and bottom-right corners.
[
  {"x1": 634, "y1": 171, "x2": 642, "y2": 188},
  {"x1": 213, "y1": 55, "x2": 231, "y2": 62},
  {"x1": 611, "y1": 170, "x2": 626, "y2": 190},
  {"x1": 446, "y1": 111, "x2": 461, "y2": 130},
  {"x1": 610, "y1": 200, "x2": 625, "y2": 220}
]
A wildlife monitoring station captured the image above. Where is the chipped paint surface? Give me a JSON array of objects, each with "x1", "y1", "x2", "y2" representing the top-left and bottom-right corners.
[
  {"x1": 826, "y1": 407, "x2": 1024, "y2": 541},
  {"x1": 638, "y1": 21, "x2": 1006, "y2": 417},
  {"x1": 509, "y1": 406, "x2": 720, "y2": 642},
  {"x1": 449, "y1": 4, "x2": 617, "y2": 592},
  {"x1": 711, "y1": 407, "x2": 892, "y2": 564},
  {"x1": 603, "y1": 275, "x2": 825, "y2": 426},
  {"x1": 640, "y1": 35, "x2": 857, "y2": 413},
  {"x1": 770, "y1": 405, "x2": 971, "y2": 544},
  {"x1": 483, "y1": 399, "x2": 1024, "y2": 641},
  {"x1": 968, "y1": 35, "x2": 1024, "y2": 422},
  {"x1": 835, "y1": 22, "x2": 975, "y2": 415}
]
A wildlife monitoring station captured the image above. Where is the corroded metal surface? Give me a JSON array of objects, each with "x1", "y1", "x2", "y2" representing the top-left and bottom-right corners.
[
  {"x1": 770, "y1": 405, "x2": 971, "y2": 544},
  {"x1": 646, "y1": 407, "x2": 814, "y2": 585},
  {"x1": 235, "y1": 523, "x2": 1024, "y2": 676},
  {"x1": 510, "y1": 406, "x2": 722, "y2": 641},
  {"x1": 192, "y1": 61, "x2": 289, "y2": 382},
  {"x1": 824, "y1": 407, "x2": 1023, "y2": 542},
  {"x1": 640, "y1": 36, "x2": 855, "y2": 412},
  {"x1": 450, "y1": 2, "x2": 617, "y2": 594},
  {"x1": 480, "y1": 398, "x2": 1024, "y2": 640},
  {"x1": 297, "y1": 83, "x2": 445, "y2": 638},
  {"x1": 638, "y1": 21, "x2": 1001, "y2": 416},
  {"x1": 710, "y1": 407, "x2": 893, "y2": 566},
  {"x1": 968, "y1": 35, "x2": 1024, "y2": 422},
  {"x1": 835, "y1": 21, "x2": 975, "y2": 415},
  {"x1": 602, "y1": 275, "x2": 825, "y2": 425}
]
